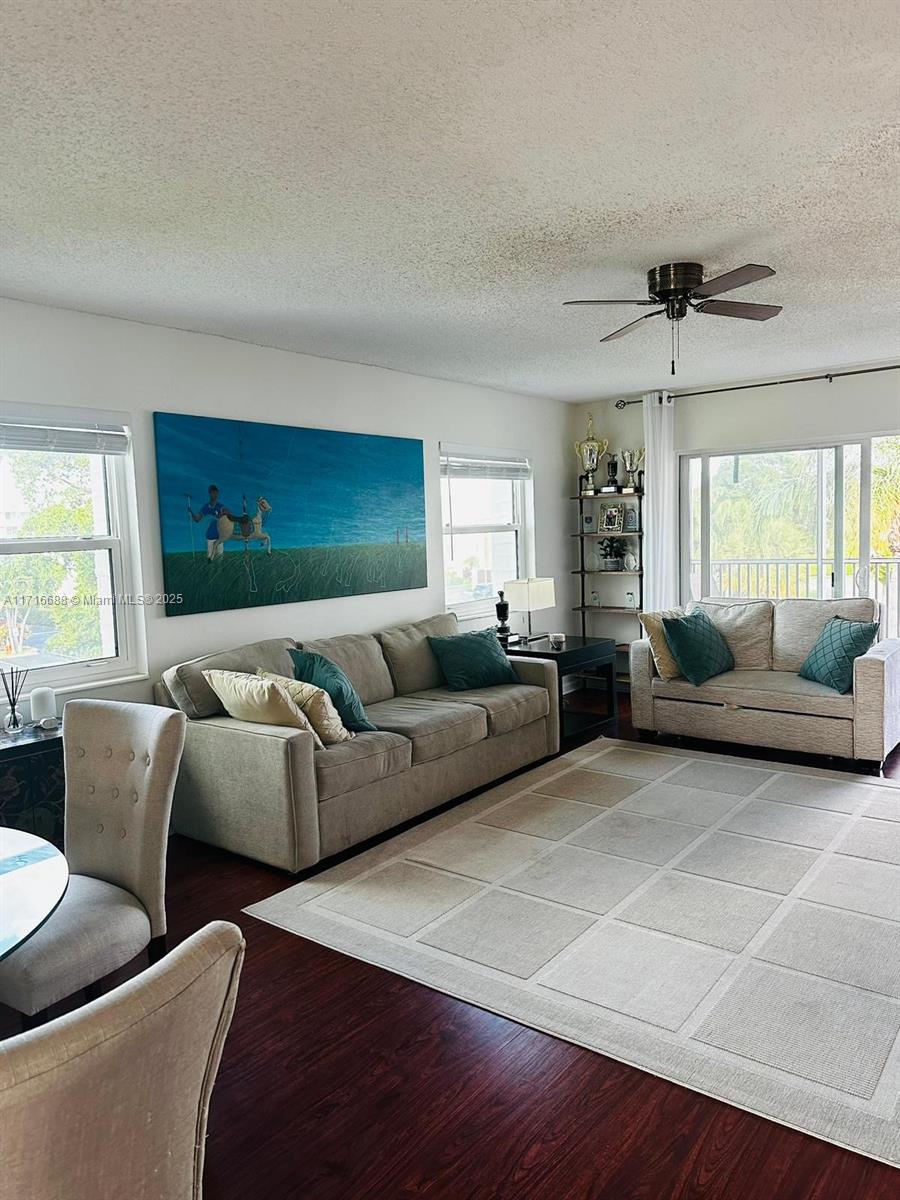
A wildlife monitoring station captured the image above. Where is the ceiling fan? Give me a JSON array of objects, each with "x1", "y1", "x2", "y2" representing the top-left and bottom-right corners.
[{"x1": 564, "y1": 262, "x2": 782, "y2": 376}]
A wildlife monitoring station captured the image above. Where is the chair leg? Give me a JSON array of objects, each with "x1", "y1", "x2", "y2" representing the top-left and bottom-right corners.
[
  {"x1": 148, "y1": 935, "x2": 167, "y2": 965},
  {"x1": 21, "y1": 1009, "x2": 48, "y2": 1032}
]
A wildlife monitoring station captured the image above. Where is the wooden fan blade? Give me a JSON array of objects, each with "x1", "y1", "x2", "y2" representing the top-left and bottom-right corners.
[
  {"x1": 599, "y1": 309, "x2": 666, "y2": 342},
  {"x1": 696, "y1": 299, "x2": 782, "y2": 321},
  {"x1": 692, "y1": 264, "x2": 775, "y2": 298},
  {"x1": 563, "y1": 299, "x2": 658, "y2": 306}
]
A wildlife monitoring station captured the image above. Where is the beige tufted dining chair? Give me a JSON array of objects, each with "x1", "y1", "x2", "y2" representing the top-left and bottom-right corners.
[
  {"x1": 0, "y1": 700, "x2": 186, "y2": 1025},
  {"x1": 0, "y1": 920, "x2": 244, "y2": 1200}
]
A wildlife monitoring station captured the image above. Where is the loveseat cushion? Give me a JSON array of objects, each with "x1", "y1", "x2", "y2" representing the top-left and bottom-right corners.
[
  {"x1": 314, "y1": 731, "x2": 412, "y2": 801},
  {"x1": 364, "y1": 696, "x2": 487, "y2": 763},
  {"x1": 377, "y1": 612, "x2": 459, "y2": 694},
  {"x1": 410, "y1": 683, "x2": 549, "y2": 736},
  {"x1": 651, "y1": 669, "x2": 854, "y2": 718},
  {"x1": 772, "y1": 598, "x2": 879, "y2": 672},
  {"x1": 162, "y1": 638, "x2": 297, "y2": 719},
  {"x1": 299, "y1": 633, "x2": 395, "y2": 706},
  {"x1": 690, "y1": 599, "x2": 773, "y2": 670}
]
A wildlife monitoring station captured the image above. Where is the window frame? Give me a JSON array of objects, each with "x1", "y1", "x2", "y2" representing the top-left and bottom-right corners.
[
  {"x1": 439, "y1": 445, "x2": 534, "y2": 620},
  {"x1": 0, "y1": 412, "x2": 148, "y2": 696},
  {"x1": 678, "y1": 430, "x2": 898, "y2": 630}
]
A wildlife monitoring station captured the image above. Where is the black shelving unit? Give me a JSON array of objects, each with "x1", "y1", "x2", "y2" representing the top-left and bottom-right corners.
[{"x1": 572, "y1": 491, "x2": 644, "y2": 686}]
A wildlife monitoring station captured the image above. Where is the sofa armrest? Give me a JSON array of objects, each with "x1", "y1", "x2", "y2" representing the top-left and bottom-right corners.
[
  {"x1": 853, "y1": 638, "x2": 900, "y2": 762},
  {"x1": 509, "y1": 656, "x2": 560, "y2": 755},
  {"x1": 629, "y1": 639, "x2": 656, "y2": 730},
  {"x1": 172, "y1": 716, "x2": 320, "y2": 872}
]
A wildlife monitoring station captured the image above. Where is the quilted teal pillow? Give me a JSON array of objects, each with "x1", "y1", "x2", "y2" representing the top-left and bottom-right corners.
[
  {"x1": 799, "y1": 616, "x2": 878, "y2": 694},
  {"x1": 289, "y1": 648, "x2": 376, "y2": 732},
  {"x1": 427, "y1": 628, "x2": 519, "y2": 691},
  {"x1": 661, "y1": 608, "x2": 734, "y2": 687}
]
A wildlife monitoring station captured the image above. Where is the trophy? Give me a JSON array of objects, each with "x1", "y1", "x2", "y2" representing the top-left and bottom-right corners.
[
  {"x1": 574, "y1": 413, "x2": 608, "y2": 494},
  {"x1": 620, "y1": 447, "x2": 645, "y2": 491},
  {"x1": 495, "y1": 589, "x2": 511, "y2": 642}
]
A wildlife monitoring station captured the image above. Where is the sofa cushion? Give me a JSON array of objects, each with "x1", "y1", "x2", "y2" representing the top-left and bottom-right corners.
[
  {"x1": 651, "y1": 669, "x2": 854, "y2": 718},
  {"x1": 428, "y1": 628, "x2": 519, "y2": 690},
  {"x1": 289, "y1": 649, "x2": 376, "y2": 732},
  {"x1": 639, "y1": 609, "x2": 684, "y2": 679},
  {"x1": 378, "y1": 612, "x2": 459, "y2": 694},
  {"x1": 410, "y1": 683, "x2": 549, "y2": 736},
  {"x1": 314, "y1": 731, "x2": 412, "y2": 801},
  {"x1": 799, "y1": 616, "x2": 879, "y2": 694},
  {"x1": 162, "y1": 638, "x2": 297, "y2": 719},
  {"x1": 299, "y1": 633, "x2": 394, "y2": 705},
  {"x1": 772, "y1": 598, "x2": 879, "y2": 672},
  {"x1": 662, "y1": 609, "x2": 734, "y2": 686},
  {"x1": 364, "y1": 696, "x2": 487, "y2": 763},
  {"x1": 690, "y1": 599, "x2": 773, "y2": 670},
  {"x1": 202, "y1": 669, "x2": 323, "y2": 744}
]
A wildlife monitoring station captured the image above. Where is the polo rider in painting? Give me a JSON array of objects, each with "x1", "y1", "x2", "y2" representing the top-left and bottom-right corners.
[{"x1": 189, "y1": 485, "x2": 236, "y2": 560}]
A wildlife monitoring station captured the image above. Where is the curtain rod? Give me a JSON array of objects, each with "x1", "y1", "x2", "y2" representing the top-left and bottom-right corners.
[{"x1": 612, "y1": 363, "x2": 900, "y2": 408}]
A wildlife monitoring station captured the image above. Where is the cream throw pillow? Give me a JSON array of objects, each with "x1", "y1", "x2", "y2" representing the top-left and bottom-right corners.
[
  {"x1": 639, "y1": 609, "x2": 684, "y2": 680},
  {"x1": 256, "y1": 670, "x2": 353, "y2": 746},
  {"x1": 202, "y1": 669, "x2": 323, "y2": 745}
]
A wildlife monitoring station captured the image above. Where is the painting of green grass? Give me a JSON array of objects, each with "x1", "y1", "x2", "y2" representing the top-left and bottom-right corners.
[{"x1": 162, "y1": 543, "x2": 427, "y2": 616}]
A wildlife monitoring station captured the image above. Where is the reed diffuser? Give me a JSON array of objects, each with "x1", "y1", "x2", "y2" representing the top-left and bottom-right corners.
[{"x1": 1, "y1": 666, "x2": 29, "y2": 734}]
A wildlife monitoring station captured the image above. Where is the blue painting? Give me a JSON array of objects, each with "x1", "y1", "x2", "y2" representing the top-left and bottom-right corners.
[{"x1": 153, "y1": 412, "x2": 426, "y2": 616}]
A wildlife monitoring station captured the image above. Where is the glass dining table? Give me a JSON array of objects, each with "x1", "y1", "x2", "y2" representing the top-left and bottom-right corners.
[{"x1": 0, "y1": 828, "x2": 69, "y2": 961}]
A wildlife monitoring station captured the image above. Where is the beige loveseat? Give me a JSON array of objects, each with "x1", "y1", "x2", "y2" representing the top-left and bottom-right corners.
[
  {"x1": 154, "y1": 614, "x2": 558, "y2": 871},
  {"x1": 630, "y1": 597, "x2": 900, "y2": 769}
]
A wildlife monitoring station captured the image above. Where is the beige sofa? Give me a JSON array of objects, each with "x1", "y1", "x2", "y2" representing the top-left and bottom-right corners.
[
  {"x1": 154, "y1": 614, "x2": 558, "y2": 871},
  {"x1": 630, "y1": 597, "x2": 900, "y2": 769}
]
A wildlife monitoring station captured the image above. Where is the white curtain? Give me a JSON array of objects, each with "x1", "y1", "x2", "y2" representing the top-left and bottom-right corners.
[{"x1": 642, "y1": 391, "x2": 679, "y2": 611}]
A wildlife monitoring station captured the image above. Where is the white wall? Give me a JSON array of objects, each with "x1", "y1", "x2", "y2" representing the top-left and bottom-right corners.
[{"x1": 0, "y1": 299, "x2": 574, "y2": 701}]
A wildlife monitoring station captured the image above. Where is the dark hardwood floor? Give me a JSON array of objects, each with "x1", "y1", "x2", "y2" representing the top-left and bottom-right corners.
[{"x1": 4, "y1": 698, "x2": 899, "y2": 1198}]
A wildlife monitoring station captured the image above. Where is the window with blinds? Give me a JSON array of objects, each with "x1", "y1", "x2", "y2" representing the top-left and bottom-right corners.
[
  {"x1": 0, "y1": 414, "x2": 145, "y2": 690},
  {"x1": 439, "y1": 443, "x2": 533, "y2": 615}
]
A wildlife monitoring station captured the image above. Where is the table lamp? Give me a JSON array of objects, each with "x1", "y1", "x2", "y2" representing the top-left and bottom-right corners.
[{"x1": 503, "y1": 578, "x2": 556, "y2": 642}]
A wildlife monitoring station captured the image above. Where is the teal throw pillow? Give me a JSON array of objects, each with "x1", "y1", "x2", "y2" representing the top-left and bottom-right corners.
[
  {"x1": 427, "y1": 628, "x2": 519, "y2": 691},
  {"x1": 661, "y1": 608, "x2": 734, "y2": 687},
  {"x1": 289, "y1": 648, "x2": 376, "y2": 732},
  {"x1": 799, "y1": 616, "x2": 878, "y2": 694}
]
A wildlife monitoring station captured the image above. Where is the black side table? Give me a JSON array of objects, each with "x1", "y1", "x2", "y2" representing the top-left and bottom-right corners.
[
  {"x1": 506, "y1": 635, "x2": 617, "y2": 744},
  {"x1": 0, "y1": 725, "x2": 65, "y2": 849}
]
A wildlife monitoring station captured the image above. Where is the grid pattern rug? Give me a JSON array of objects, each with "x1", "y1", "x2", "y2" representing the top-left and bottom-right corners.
[{"x1": 245, "y1": 738, "x2": 900, "y2": 1164}]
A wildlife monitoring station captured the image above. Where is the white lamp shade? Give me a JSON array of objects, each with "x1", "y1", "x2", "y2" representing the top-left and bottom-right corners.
[{"x1": 503, "y1": 577, "x2": 556, "y2": 613}]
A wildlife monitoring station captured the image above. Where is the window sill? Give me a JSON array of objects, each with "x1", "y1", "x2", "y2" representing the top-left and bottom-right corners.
[{"x1": 22, "y1": 671, "x2": 150, "y2": 703}]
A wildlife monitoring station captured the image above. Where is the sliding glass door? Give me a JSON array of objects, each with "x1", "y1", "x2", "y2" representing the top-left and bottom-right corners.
[{"x1": 681, "y1": 435, "x2": 900, "y2": 637}]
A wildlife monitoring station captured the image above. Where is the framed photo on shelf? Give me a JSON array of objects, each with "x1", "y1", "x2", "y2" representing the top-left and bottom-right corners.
[
  {"x1": 623, "y1": 506, "x2": 639, "y2": 532},
  {"x1": 601, "y1": 504, "x2": 624, "y2": 532}
]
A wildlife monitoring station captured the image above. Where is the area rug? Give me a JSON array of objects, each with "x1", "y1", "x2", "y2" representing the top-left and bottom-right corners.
[{"x1": 245, "y1": 738, "x2": 900, "y2": 1165}]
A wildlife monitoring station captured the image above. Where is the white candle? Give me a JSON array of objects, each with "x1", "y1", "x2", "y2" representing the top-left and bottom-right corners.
[{"x1": 29, "y1": 686, "x2": 57, "y2": 722}]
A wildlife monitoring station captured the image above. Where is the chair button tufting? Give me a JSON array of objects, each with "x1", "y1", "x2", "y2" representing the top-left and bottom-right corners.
[
  {"x1": 88, "y1": 785, "x2": 95, "y2": 794},
  {"x1": 129, "y1": 751, "x2": 135, "y2": 761},
  {"x1": 145, "y1": 754, "x2": 151, "y2": 765},
  {"x1": 132, "y1": 791, "x2": 139, "y2": 803},
  {"x1": 76, "y1": 747, "x2": 85, "y2": 757},
  {"x1": 119, "y1": 828, "x2": 127, "y2": 839},
  {"x1": 96, "y1": 822, "x2": 104, "y2": 833},
  {"x1": 112, "y1": 788, "x2": 119, "y2": 798},
  {"x1": 105, "y1": 747, "x2": 113, "y2": 758}
]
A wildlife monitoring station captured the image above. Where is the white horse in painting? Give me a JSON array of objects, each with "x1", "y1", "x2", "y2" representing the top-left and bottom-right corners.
[{"x1": 215, "y1": 497, "x2": 273, "y2": 555}]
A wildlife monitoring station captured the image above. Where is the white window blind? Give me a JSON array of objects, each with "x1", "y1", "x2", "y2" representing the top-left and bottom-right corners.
[
  {"x1": 440, "y1": 447, "x2": 532, "y2": 481},
  {"x1": 0, "y1": 422, "x2": 130, "y2": 456}
]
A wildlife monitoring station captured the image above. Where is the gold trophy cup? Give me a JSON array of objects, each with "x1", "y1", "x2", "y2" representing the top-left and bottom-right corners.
[{"x1": 574, "y1": 414, "x2": 609, "y2": 493}]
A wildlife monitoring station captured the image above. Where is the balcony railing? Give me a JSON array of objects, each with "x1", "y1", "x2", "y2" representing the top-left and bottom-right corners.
[{"x1": 688, "y1": 558, "x2": 900, "y2": 639}]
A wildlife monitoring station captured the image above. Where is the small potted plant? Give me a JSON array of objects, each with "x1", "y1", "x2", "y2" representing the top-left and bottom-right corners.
[{"x1": 596, "y1": 537, "x2": 626, "y2": 571}]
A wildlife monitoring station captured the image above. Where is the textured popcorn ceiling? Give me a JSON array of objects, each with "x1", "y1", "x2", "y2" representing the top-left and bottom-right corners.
[{"x1": 1, "y1": 1, "x2": 899, "y2": 401}]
